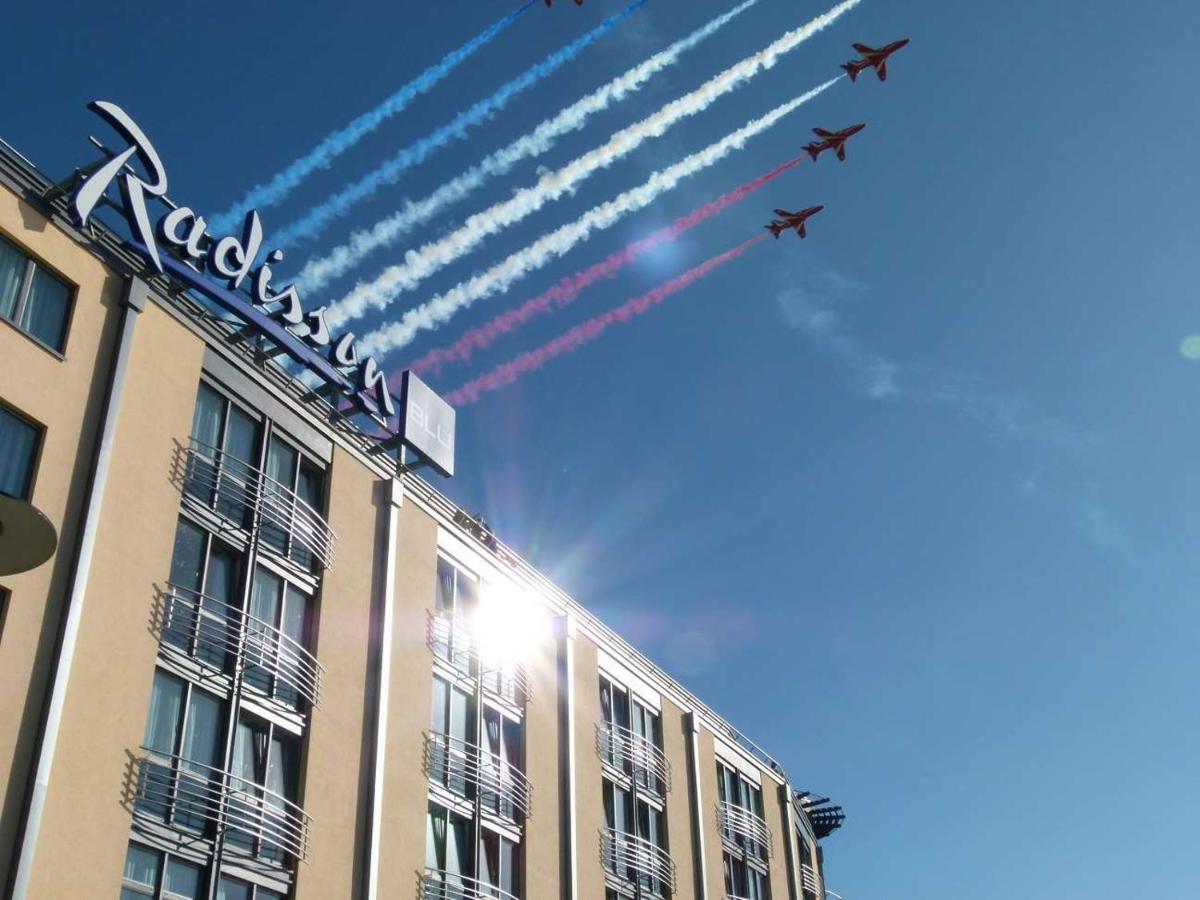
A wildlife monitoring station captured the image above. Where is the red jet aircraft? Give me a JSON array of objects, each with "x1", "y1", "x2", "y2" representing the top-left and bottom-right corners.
[
  {"x1": 765, "y1": 206, "x2": 824, "y2": 239},
  {"x1": 804, "y1": 123, "x2": 866, "y2": 162},
  {"x1": 841, "y1": 39, "x2": 909, "y2": 82}
]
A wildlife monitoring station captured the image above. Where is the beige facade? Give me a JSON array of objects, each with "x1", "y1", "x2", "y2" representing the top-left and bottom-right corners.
[{"x1": 0, "y1": 145, "x2": 841, "y2": 900}]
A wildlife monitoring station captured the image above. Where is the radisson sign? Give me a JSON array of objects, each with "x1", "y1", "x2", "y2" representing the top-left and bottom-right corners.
[{"x1": 69, "y1": 100, "x2": 455, "y2": 477}]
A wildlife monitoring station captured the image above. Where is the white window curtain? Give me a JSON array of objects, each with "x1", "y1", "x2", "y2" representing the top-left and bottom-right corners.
[
  {"x1": 0, "y1": 238, "x2": 25, "y2": 320},
  {"x1": 19, "y1": 266, "x2": 70, "y2": 348},
  {"x1": 143, "y1": 672, "x2": 183, "y2": 756}
]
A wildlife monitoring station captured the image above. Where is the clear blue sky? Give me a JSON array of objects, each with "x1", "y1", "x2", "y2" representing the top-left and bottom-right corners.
[{"x1": 4, "y1": 0, "x2": 1199, "y2": 896}]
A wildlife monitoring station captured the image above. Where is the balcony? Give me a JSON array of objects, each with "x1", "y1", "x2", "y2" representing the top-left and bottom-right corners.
[
  {"x1": 178, "y1": 439, "x2": 335, "y2": 570},
  {"x1": 156, "y1": 584, "x2": 323, "y2": 711},
  {"x1": 420, "y1": 870, "x2": 520, "y2": 900},
  {"x1": 132, "y1": 750, "x2": 310, "y2": 863},
  {"x1": 595, "y1": 722, "x2": 671, "y2": 797},
  {"x1": 600, "y1": 828, "x2": 676, "y2": 896},
  {"x1": 426, "y1": 609, "x2": 530, "y2": 707},
  {"x1": 424, "y1": 733, "x2": 531, "y2": 822},
  {"x1": 801, "y1": 863, "x2": 821, "y2": 895},
  {"x1": 718, "y1": 801, "x2": 773, "y2": 858}
]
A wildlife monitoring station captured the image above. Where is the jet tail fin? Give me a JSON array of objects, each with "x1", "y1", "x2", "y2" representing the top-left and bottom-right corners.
[
  {"x1": 805, "y1": 144, "x2": 820, "y2": 162},
  {"x1": 841, "y1": 62, "x2": 860, "y2": 82}
]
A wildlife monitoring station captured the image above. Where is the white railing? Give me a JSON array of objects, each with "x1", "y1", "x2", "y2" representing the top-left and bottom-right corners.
[
  {"x1": 426, "y1": 609, "x2": 530, "y2": 706},
  {"x1": 424, "y1": 732, "x2": 532, "y2": 822},
  {"x1": 420, "y1": 870, "x2": 520, "y2": 900},
  {"x1": 180, "y1": 439, "x2": 335, "y2": 569},
  {"x1": 801, "y1": 863, "x2": 822, "y2": 895},
  {"x1": 158, "y1": 584, "x2": 323, "y2": 710},
  {"x1": 601, "y1": 828, "x2": 676, "y2": 896},
  {"x1": 133, "y1": 749, "x2": 310, "y2": 862},
  {"x1": 718, "y1": 801, "x2": 773, "y2": 858},
  {"x1": 595, "y1": 721, "x2": 671, "y2": 796}
]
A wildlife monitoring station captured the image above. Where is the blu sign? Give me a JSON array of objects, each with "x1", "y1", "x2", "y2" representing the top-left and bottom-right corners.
[
  {"x1": 398, "y1": 372, "x2": 455, "y2": 478},
  {"x1": 70, "y1": 100, "x2": 454, "y2": 476}
]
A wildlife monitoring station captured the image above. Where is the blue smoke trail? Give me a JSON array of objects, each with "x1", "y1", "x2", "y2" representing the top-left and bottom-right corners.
[
  {"x1": 209, "y1": 0, "x2": 537, "y2": 233},
  {"x1": 271, "y1": 0, "x2": 650, "y2": 248}
]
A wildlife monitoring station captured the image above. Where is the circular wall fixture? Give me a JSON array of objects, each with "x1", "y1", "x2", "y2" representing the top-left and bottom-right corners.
[{"x1": 0, "y1": 494, "x2": 58, "y2": 576}]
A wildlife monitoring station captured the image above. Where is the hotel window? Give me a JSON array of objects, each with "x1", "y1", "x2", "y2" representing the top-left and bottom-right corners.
[
  {"x1": 599, "y1": 676, "x2": 665, "y2": 797},
  {"x1": 120, "y1": 842, "x2": 205, "y2": 899},
  {"x1": 214, "y1": 875, "x2": 285, "y2": 900},
  {"x1": 244, "y1": 565, "x2": 315, "y2": 709},
  {"x1": 0, "y1": 403, "x2": 41, "y2": 500},
  {"x1": 138, "y1": 670, "x2": 226, "y2": 833},
  {"x1": 798, "y1": 834, "x2": 819, "y2": 900},
  {"x1": 186, "y1": 382, "x2": 327, "y2": 571},
  {"x1": 425, "y1": 803, "x2": 474, "y2": 890},
  {"x1": 163, "y1": 518, "x2": 242, "y2": 672},
  {"x1": 0, "y1": 233, "x2": 72, "y2": 353},
  {"x1": 603, "y1": 779, "x2": 669, "y2": 898},
  {"x1": 225, "y1": 712, "x2": 301, "y2": 864},
  {"x1": 717, "y1": 763, "x2": 770, "y2": 900},
  {"x1": 428, "y1": 676, "x2": 475, "y2": 798},
  {"x1": 432, "y1": 557, "x2": 479, "y2": 673}
]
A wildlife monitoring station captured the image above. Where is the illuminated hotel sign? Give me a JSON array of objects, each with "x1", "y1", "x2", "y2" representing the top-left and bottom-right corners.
[{"x1": 69, "y1": 100, "x2": 454, "y2": 477}]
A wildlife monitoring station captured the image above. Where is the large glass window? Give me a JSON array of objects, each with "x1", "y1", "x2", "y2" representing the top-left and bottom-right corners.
[
  {"x1": 121, "y1": 843, "x2": 207, "y2": 900},
  {"x1": 227, "y1": 712, "x2": 301, "y2": 864},
  {"x1": 428, "y1": 676, "x2": 474, "y2": 798},
  {"x1": 432, "y1": 557, "x2": 478, "y2": 673},
  {"x1": 215, "y1": 876, "x2": 285, "y2": 900},
  {"x1": 479, "y1": 828, "x2": 521, "y2": 897},
  {"x1": 245, "y1": 566, "x2": 314, "y2": 708},
  {"x1": 0, "y1": 233, "x2": 72, "y2": 352},
  {"x1": 426, "y1": 803, "x2": 474, "y2": 889},
  {"x1": 186, "y1": 384, "x2": 261, "y2": 527},
  {"x1": 164, "y1": 518, "x2": 241, "y2": 671},
  {"x1": 603, "y1": 779, "x2": 668, "y2": 897},
  {"x1": 139, "y1": 670, "x2": 226, "y2": 833},
  {"x1": 0, "y1": 404, "x2": 41, "y2": 500}
]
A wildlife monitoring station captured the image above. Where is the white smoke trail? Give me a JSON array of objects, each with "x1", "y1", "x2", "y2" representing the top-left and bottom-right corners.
[
  {"x1": 327, "y1": 0, "x2": 862, "y2": 329},
  {"x1": 358, "y1": 78, "x2": 840, "y2": 357},
  {"x1": 295, "y1": 0, "x2": 766, "y2": 295}
]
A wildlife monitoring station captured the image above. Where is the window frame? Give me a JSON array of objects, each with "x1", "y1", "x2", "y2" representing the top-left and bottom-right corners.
[
  {"x1": 0, "y1": 400, "x2": 44, "y2": 501},
  {"x1": 0, "y1": 229, "x2": 76, "y2": 356}
]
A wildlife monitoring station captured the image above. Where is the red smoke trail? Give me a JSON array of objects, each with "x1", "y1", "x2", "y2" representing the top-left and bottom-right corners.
[
  {"x1": 408, "y1": 154, "x2": 806, "y2": 377},
  {"x1": 445, "y1": 234, "x2": 767, "y2": 406}
]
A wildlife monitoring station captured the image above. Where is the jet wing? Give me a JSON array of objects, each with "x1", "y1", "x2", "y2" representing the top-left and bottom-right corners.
[
  {"x1": 774, "y1": 209, "x2": 795, "y2": 217},
  {"x1": 877, "y1": 60, "x2": 888, "y2": 81},
  {"x1": 853, "y1": 43, "x2": 877, "y2": 54},
  {"x1": 813, "y1": 128, "x2": 834, "y2": 138},
  {"x1": 836, "y1": 144, "x2": 846, "y2": 161}
]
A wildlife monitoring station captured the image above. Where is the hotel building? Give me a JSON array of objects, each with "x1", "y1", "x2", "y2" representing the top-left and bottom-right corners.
[{"x1": 0, "y1": 119, "x2": 844, "y2": 900}]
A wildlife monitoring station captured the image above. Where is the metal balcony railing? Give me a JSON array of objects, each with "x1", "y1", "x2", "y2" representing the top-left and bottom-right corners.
[
  {"x1": 424, "y1": 733, "x2": 531, "y2": 822},
  {"x1": 158, "y1": 584, "x2": 323, "y2": 710},
  {"x1": 600, "y1": 828, "x2": 676, "y2": 896},
  {"x1": 425, "y1": 609, "x2": 530, "y2": 706},
  {"x1": 595, "y1": 722, "x2": 671, "y2": 797},
  {"x1": 801, "y1": 863, "x2": 821, "y2": 895},
  {"x1": 718, "y1": 801, "x2": 773, "y2": 858},
  {"x1": 420, "y1": 870, "x2": 520, "y2": 900},
  {"x1": 132, "y1": 750, "x2": 311, "y2": 862},
  {"x1": 180, "y1": 439, "x2": 335, "y2": 570}
]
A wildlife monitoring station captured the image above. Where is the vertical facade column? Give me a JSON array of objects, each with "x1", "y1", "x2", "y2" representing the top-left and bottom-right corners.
[
  {"x1": 555, "y1": 614, "x2": 577, "y2": 900},
  {"x1": 779, "y1": 782, "x2": 801, "y2": 900},
  {"x1": 364, "y1": 477, "x2": 403, "y2": 900},
  {"x1": 685, "y1": 711, "x2": 709, "y2": 900},
  {"x1": 10, "y1": 276, "x2": 147, "y2": 900}
]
